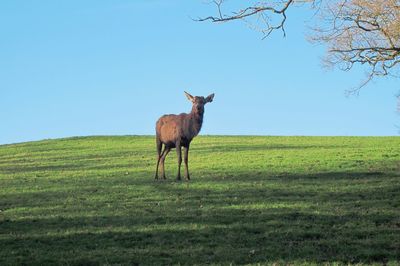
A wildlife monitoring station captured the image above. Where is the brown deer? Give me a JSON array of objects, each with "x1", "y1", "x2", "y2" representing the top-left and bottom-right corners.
[{"x1": 155, "y1": 91, "x2": 215, "y2": 181}]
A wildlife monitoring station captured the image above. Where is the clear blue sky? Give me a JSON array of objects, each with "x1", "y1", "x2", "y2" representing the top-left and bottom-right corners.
[{"x1": 1, "y1": 1, "x2": 398, "y2": 144}]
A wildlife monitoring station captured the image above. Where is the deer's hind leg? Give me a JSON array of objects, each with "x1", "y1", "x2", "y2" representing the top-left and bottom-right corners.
[
  {"x1": 160, "y1": 146, "x2": 171, "y2": 180},
  {"x1": 155, "y1": 141, "x2": 164, "y2": 180}
]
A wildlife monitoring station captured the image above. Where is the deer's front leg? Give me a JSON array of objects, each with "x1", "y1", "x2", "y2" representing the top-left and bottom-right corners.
[
  {"x1": 176, "y1": 143, "x2": 182, "y2": 181},
  {"x1": 183, "y1": 146, "x2": 190, "y2": 180}
]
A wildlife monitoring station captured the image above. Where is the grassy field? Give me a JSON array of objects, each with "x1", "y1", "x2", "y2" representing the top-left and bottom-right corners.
[{"x1": 0, "y1": 135, "x2": 399, "y2": 265}]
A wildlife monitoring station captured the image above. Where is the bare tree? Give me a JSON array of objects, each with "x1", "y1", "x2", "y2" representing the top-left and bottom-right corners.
[{"x1": 199, "y1": 0, "x2": 400, "y2": 91}]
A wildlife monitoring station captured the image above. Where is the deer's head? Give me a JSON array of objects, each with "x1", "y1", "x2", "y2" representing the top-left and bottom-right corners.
[{"x1": 184, "y1": 91, "x2": 214, "y2": 114}]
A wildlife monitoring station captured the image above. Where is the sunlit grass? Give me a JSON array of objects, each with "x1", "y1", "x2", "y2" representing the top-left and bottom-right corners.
[{"x1": 0, "y1": 136, "x2": 399, "y2": 265}]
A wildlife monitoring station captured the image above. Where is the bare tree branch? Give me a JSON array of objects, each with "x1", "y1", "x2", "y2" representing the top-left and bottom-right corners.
[
  {"x1": 197, "y1": 0, "x2": 307, "y2": 37},
  {"x1": 312, "y1": 0, "x2": 400, "y2": 93},
  {"x1": 199, "y1": 0, "x2": 400, "y2": 92}
]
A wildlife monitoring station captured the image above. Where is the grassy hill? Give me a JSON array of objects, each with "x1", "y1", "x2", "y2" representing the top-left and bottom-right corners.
[{"x1": 0, "y1": 136, "x2": 399, "y2": 265}]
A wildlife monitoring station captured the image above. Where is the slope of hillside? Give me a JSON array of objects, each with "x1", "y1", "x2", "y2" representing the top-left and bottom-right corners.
[{"x1": 0, "y1": 136, "x2": 399, "y2": 264}]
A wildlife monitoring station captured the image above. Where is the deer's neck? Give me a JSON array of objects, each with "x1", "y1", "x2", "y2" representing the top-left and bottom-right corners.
[{"x1": 189, "y1": 105, "x2": 204, "y2": 137}]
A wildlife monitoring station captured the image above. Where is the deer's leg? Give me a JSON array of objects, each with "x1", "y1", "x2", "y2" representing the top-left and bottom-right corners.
[
  {"x1": 176, "y1": 143, "x2": 182, "y2": 181},
  {"x1": 160, "y1": 147, "x2": 171, "y2": 180},
  {"x1": 183, "y1": 145, "x2": 190, "y2": 180},
  {"x1": 155, "y1": 144, "x2": 165, "y2": 180}
]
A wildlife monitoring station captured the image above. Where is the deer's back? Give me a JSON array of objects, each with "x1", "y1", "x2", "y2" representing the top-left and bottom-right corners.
[{"x1": 156, "y1": 113, "x2": 191, "y2": 145}]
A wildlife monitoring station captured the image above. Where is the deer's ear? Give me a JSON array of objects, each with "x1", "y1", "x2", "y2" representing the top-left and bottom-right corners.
[
  {"x1": 205, "y1": 93, "x2": 215, "y2": 103},
  {"x1": 184, "y1": 91, "x2": 194, "y2": 102}
]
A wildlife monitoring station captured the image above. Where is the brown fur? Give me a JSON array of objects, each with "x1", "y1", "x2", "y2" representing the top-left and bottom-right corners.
[{"x1": 155, "y1": 91, "x2": 214, "y2": 180}]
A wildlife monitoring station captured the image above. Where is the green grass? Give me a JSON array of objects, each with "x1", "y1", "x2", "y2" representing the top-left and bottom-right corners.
[{"x1": 0, "y1": 135, "x2": 399, "y2": 265}]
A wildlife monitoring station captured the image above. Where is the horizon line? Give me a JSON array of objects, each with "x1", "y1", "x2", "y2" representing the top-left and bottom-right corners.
[{"x1": 1, "y1": 134, "x2": 398, "y2": 147}]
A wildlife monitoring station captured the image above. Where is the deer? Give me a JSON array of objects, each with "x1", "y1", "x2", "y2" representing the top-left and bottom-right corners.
[{"x1": 155, "y1": 91, "x2": 215, "y2": 181}]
